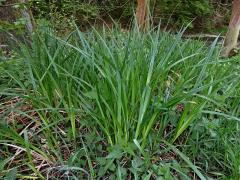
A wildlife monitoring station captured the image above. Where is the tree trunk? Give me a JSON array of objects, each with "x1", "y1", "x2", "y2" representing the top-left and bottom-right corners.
[
  {"x1": 221, "y1": 0, "x2": 240, "y2": 57},
  {"x1": 136, "y1": 0, "x2": 149, "y2": 31},
  {"x1": 19, "y1": 0, "x2": 35, "y2": 35}
]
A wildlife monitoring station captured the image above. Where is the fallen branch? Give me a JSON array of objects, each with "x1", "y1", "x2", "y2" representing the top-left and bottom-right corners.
[
  {"x1": 183, "y1": 34, "x2": 225, "y2": 39},
  {"x1": 0, "y1": 44, "x2": 8, "y2": 48}
]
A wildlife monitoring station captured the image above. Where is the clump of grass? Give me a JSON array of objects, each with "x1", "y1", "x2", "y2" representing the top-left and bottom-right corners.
[{"x1": 0, "y1": 26, "x2": 239, "y2": 178}]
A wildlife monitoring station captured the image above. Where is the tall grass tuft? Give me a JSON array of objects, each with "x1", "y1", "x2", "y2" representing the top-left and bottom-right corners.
[{"x1": 3, "y1": 26, "x2": 239, "y2": 151}]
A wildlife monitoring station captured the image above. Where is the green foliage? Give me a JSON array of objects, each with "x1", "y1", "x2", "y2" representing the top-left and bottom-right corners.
[
  {"x1": 0, "y1": 0, "x2": 231, "y2": 35},
  {"x1": 0, "y1": 0, "x2": 6, "y2": 5},
  {"x1": 0, "y1": 27, "x2": 239, "y2": 178},
  {"x1": 0, "y1": 20, "x2": 26, "y2": 35},
  {"x1": 31, "y1": 0, "x2": 131, "y2": 32},
  {"x1": 154, "y1": 0, "x2": 214, "y2": 29},
  {"x1": 185, "y1": 119, "x2": 240, "y2": 179}
]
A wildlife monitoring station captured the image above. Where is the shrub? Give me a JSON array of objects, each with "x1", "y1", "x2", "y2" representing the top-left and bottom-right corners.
[{"x1": 153, "y1": 0, "x2": 214, "y2": 29}]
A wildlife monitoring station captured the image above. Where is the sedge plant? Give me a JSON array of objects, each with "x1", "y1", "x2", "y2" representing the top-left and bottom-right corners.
[{"x1": 1, "y1": 25, "x2": 240, "y2": 178}]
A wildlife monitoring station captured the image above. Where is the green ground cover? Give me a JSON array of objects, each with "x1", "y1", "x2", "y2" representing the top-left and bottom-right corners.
[{"x1": 0, "y1": 27, "x2": 239, "y2": 179}]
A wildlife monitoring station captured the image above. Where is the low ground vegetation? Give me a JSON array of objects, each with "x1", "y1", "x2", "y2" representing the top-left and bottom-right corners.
[{"x1": 0, "y1": 26, "x2": 240, "y2": 179}]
